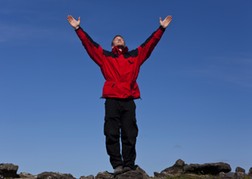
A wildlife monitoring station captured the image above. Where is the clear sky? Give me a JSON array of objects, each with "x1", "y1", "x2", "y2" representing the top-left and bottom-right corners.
[{"x1": 1, "y1": 0, "x2": 251, "y2": 178}]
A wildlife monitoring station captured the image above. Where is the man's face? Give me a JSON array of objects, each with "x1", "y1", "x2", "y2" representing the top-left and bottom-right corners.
[{"x1": 112, "y1": 36, "x2": 125, "y2": 47}]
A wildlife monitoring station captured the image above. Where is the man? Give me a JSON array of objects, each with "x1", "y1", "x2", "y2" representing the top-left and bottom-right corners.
[{"x1": 67, "y1": 15, "x2": 172, "y2": 174}]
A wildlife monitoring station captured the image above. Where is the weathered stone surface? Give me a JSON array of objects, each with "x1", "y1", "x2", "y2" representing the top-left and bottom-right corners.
[
  {"x1": 234, "y1": 167, "x2": 246, "y2": 179},
  {"x1": 219, "y1": 172, "x2": 234, "y2": 179},
  {"x1": 160, "y1": 159, "x2": 185, "y2": 176},
  {"x1": 80, "y1": 175, "x2": 94, "y2": 179},
  {"x1": 1, "y1": 160, "x2": 250, "y2": 179},
  {"x1": 94, "y1": 166, "x2": 149, "y2": 179},
  {"x1": 154, "y1": 160, "x2": 233, "y2": 177},
  {"x1": 37, "y1": 172, "x2": 76, "y2": 179},
  {"x1": 95, "y1": 171, "x2": 113, "y2": 179},
  {"x1": 184, "y1": 162, "x2": 231, "y2": 175},
  {"x1": 115, "y1": 166, "x2": 149, "y2": 179},
  {"x1": 115, "y1": 170, "x2": 144, "y2": 179},
  {"x1": 19, "y1": 172, "x2": 36, "y2": 178},
  {"x1": 248, "y1": 167, "x2": 252, "y2": 177},
  {"x1": 0, "y1": 163, "x2": 19, "y2": 178},
  {"x1": 235, "y1": 166, "x2": 245, "y2": 173}
]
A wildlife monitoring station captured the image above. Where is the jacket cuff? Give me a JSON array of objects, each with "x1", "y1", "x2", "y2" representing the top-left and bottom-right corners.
[
  {"x1": 75, "y1": 26, "x2": 81, "y2": 31},
  {"x1": 159, "y1": 25, "x2": 166, "y2": 32}
]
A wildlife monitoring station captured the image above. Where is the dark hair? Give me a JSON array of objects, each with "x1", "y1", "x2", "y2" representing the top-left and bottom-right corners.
[{"x1": 111, "y1": 35, "x2": 124, "y2": 46}]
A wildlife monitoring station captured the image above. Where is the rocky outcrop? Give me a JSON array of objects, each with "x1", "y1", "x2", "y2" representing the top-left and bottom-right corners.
[
  {"x1": 249, "y1": 167, "x2": 252, "y2": 177},
  {"x1": 154, "y1": 159, "x2": 185, "y2": 177},
  {"x1": 154, "y1": 159, "x2": 231, "y2": 177},
  {"x1": 92, "y1": 166, "x2": 149, "y2": 179},
  {"x1": 37, "y1": 172, "x2": 76, "y2": 179},
  {"x1": 79, "y1": 175, "x2": 94, "y2": 179},
  {"x1": 184, "y1": 162, "x2": 231, "y2": 175},
  {"x1": 0, "y1": 159, "x2": 251, "y2": 179},
  {"x1": 0, "y1": 163, "x2": 19, "y2": 178},
  {"x1": 154, "y1": 159, "x2": 252, "y2": 179},
  {"x1": 234, "y1": 167, "x2": 246, "y2": 179},
  {"x1": 19, "y1": 172, "x2": 36, "y2": 179}
]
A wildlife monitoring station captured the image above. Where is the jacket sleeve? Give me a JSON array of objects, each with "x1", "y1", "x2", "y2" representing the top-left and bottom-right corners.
[
  {"x1": 137, "y1": 26, "x2": 166, "y2": 66},
  {"x1": 75, "y1": 27, "x2": 104, "y2": 67}
]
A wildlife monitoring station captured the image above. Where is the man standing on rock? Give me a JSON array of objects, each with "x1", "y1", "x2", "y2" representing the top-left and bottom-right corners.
[{"x1": 67, "y1": 15, "x2": 172, "y2": 174}]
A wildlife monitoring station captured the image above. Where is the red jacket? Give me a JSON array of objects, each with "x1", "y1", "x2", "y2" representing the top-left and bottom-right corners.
[{"x1": 75, "y1": 26, "x2": 165, "y2": 99}]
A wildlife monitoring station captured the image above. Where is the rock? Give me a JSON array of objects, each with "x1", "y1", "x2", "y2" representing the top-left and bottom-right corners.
[
  {"x1": 184, "y1": 162, "x2": 231, "y2": 175},
  {"x1": 159, "y1": 159, "x2": 185, "y2": 176},
  {"x1": 115, "y1": 170, "x2": 143, "y2": 179},
  {"x1": 115, "y1": 166, "x2": 149, "y2": 179},
  {"x1": 219, "y1": 172, "x2": 234, "y2": 179},
  {"x1": 248, "y1": 167, "x2": 252, "y2": 177},
  {"x1": 235, "y1": 166, "x2": 245, "y2": 173},
  {"x1": 154, "y1": 160, "x2": 232, "y2": 177},
  {"x1": 19, "y1": 172, "x2": 36, "y2": 178},
  {"x1": 37, "y1": 172, "x2": 76, "y2": 179},
  {"x1": 153, "y1": 171, "x2": 167, "y2": 178},
  {"x1": 1, "y1": 160, "x2": 250, "y2": 179},
  {"x1": 0, "y1": 163, "x2": 19, "y2": 178},
  {"x1": 80, "y1": 175, "x2": 94, "y2": 179},
  {"x1": 95, "y1": 171, "x2": 113, "y2": 179},
  {"x1": 95, "y1": 166, "x2": 149, "y2": 179},
  {"x1": 234, "y1": 167, "x2": 246, "y2": 179}
]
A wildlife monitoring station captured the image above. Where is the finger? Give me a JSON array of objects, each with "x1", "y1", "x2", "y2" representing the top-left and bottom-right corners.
[
  {"x1": 159, "y1": 17, "x2": 162, "y2": 23},
  {"x1": 67, "y1": 15, "x2": 73, "y2": 22},
  {"x1": 164, "y1": 16, "x2": 172, "y2": 24},
  {"x1": 167, "y1": 15, "x2": 172, "y2": 21}
]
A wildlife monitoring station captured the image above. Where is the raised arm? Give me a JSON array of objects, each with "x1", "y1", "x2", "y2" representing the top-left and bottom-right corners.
[
  {"x1": 137, "y1": 15, "x2": 172, "y2": 65},
  {"x1": 67, "y1": 15, "x2": 104, "y2": 66}
]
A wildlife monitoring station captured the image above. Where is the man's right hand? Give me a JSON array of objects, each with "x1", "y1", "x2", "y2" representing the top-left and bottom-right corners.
[
  {"x1": 160, "y1": 16, "x2": 172, "y2": 29},
  {"x1": 67, "y1": 15, "x2": 80, "y2": 29}
]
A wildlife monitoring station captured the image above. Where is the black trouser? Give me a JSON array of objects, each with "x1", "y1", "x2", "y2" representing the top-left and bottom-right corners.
[{"x1": 104, "y1": 98, "x2": 138, "y2": 169}]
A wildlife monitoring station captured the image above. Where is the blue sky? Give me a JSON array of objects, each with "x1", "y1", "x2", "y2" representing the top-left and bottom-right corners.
[{"x1": 0, "y1": 0, "x2": 251, "y2": 177}]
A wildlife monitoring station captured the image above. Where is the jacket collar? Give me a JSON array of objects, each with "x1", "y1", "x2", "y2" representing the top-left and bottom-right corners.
[{"x1": 112, "y1": 46, "x2": 128, "y2": 56}]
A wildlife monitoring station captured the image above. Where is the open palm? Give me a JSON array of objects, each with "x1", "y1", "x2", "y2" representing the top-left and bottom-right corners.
[
  {"x1": 160, "y1": 16, "x2": 172, "y2": 28},
  {"x1": 67, "y1": 15, "x2": 80, "y2": 29}
]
